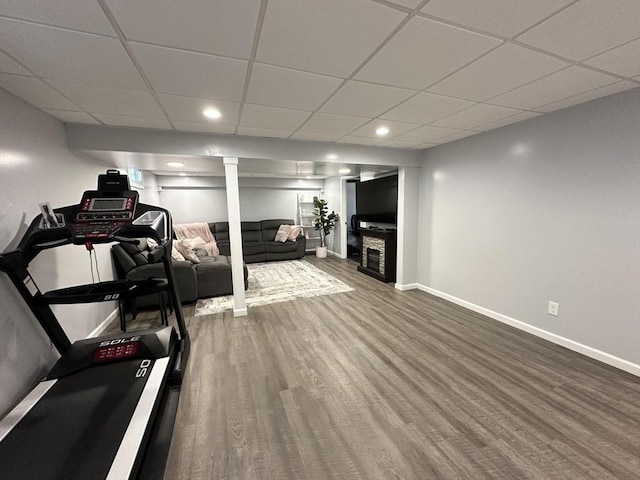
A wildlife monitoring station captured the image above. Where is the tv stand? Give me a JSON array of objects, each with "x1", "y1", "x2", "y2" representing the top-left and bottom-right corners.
[{"x1": 357, "y1": 229, "x2": 396, "y2": 283}]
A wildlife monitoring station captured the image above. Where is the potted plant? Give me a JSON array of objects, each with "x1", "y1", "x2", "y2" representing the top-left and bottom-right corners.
[{"x1": 313, "y1": 196, "x2": 338, "y2": 258}]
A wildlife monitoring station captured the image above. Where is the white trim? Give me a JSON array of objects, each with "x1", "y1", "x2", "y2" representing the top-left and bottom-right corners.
[
  {"x1": 328, "y1": 249, "x2": 346, "y2": 259},
  {"x1": 0, "y1": 380, "x2": 57, "y2": 442},
  {"x1": 86, "y1": 308, "x2": 120, "y2": 338},
  {"x1": 417, "y1": 284, "x2": 640, "y2": 377},
  {"x1": 395, "y1": 283, "x2": 417, "y2": 291},
  {"x1": 106, "y1": 357, "x2": 170, "y2": 480},
  {"x1": 233, "y1": 308, "x2": 248, "y2": 317}
]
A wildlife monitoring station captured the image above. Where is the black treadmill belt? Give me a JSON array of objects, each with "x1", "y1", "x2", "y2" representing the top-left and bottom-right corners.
[{"x1": 0, "y1": 359, "x2": 152, "y2": 480}]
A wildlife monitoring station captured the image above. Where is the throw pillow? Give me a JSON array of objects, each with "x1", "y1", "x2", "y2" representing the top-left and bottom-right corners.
[
  {"x1": 184, "y1": 236, "x2": 206, "y2": 249},
  {"x1": 202, "y1": 240, "x2": 219, "y2": 256},
  {"x1": 174, "y1": 239, "x2": 200, "y2": 264},
  {"x1": 274, "y1": 224, "x2": 291, "y2": 243},
  {"x1": 287, "y1": 225, "x2": 303, "y2": 241},
  {"x1": 171, "y1": 245, "x2": 185, "y2": 262}
]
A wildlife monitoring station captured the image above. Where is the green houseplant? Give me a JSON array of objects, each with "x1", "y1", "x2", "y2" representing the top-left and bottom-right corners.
[{"x1": 312, "y1": 196, "x2": 338, "y2": 258}]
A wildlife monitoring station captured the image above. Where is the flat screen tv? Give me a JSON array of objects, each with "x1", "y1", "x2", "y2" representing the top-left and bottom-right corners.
[{"x1": 355, "y1": 174, "x2": 398, "y2": 225}]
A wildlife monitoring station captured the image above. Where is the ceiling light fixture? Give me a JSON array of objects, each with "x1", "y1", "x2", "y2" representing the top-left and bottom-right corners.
[
  {"x1": 326, "y1": 154, "x2": 338, "y2": 160},
  {"x1": 339, "y1": 168, "x2": 350, "y2": 174},
  {"x1": 166, "y1": 161, "x2": 184, "y2": 167},
  {"x1": 179, "y1": 172, "x2": 187, "y2": 176},
  {"x1": 376, "y1": 126, "x2": 389, "y2": 137},
  {"x1": 203, "y1": 108, "x2": 221, "y2": 120}
]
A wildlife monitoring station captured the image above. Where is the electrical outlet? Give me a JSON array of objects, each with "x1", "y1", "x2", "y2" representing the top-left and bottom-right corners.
[{"x1": 548, "y1": 301, "x2": 559, "y2": 317}]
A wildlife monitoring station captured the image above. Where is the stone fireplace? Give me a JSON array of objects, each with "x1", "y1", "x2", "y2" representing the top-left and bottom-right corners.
[{"x1": 357, "y1": 229, "x2": 397, "y2": 283}]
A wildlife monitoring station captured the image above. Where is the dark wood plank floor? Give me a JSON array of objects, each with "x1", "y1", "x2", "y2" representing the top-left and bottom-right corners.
[{"x1": 120, "y1": 256, "x2": 640, "y2": 480}]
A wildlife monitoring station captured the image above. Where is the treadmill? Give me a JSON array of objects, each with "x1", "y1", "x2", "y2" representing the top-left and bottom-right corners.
[{"x1": 0, "y1": 170, "x2": 190, "y2": 480}]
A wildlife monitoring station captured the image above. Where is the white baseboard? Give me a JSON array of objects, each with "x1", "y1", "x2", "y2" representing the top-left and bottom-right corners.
[
  {"x1": 417, "y1": 284, "x2": 640, "y2": 377},
  {"x1": 395, "y1": 283, "x2": 418, "y2": 291},
  {"x1": 86, "y1": 308, "x2": 120, "y2": 338},
  {"x1": 328, "y1": 249, "x2": 346, "y2": 259}
]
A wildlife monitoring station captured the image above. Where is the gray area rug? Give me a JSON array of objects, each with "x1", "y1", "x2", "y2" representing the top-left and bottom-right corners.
[{"x1": 195, "y1": 259, "x2": 354, "y2": 316}]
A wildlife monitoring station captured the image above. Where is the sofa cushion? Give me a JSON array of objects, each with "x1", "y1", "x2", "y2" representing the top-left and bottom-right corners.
[
  {"x1": 264, "y1": 240, "x2": 301, "y2": 254},
  {"x1": 119, "y1": 239, "x2": 150, "y2": 266},
  {"x1": 260, "y1": 219, "x2": 293, "y2": 243}
]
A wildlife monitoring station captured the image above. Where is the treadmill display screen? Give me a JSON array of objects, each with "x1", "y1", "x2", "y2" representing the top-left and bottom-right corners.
[
  {"x1": 90, "y1": 198, "x2": 128, "y2": 211},
  {"x1": 94, "y1": 342, "x2": 139, "y2": 362}
]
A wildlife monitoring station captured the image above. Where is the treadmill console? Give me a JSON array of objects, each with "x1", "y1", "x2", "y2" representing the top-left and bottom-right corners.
[{"x1": 73, "y1": 190, "x2": 138, "y2": 240}]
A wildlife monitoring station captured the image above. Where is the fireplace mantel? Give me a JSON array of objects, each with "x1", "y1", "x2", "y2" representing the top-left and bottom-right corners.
[{"x1": 357, "y1": 228, "x2": 397, "y2": 283}]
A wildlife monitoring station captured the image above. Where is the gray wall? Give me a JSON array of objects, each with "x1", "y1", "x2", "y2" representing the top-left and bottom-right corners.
[
  {"x1": 156, "y1": 175, "x2": 323, "y2": 225},
  {"x1": 0, "y1": 89, "x2": 117, "y2": 416},
  {"x1": 418, "y1": 88, "x2": 640, "y2": 368}
]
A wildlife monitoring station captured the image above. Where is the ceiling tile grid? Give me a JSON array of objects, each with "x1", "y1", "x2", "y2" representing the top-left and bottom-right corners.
[{"x1": 0, "y1": 0, "x2": 637, "y2": 156}]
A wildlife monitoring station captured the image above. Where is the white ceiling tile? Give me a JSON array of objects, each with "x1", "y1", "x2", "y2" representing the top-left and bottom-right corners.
[
  {"x1": 381, "y1": 91, "x2": 474, "y2": 124},
  {"x1": 584, "y1": 39, "x2": 640, "y2": 78},
  {"x1": 237, "y1": 127, "x2": 293, "y2": 139},
  {"x1": 172, "y1": 121, "x2": 236, "y2": 135},
  {"x1": 355, "y1": 16, "x2": 501, "y2": 89},
  {"x1": 319, "y1": 80, "x2": 415, "y2": 117},
  {"x1": 42, "y1": 109, "x2": 99, "y2": 124},
  {"x1": 421, "y1": 0, "x2": 573, "y2": 37},
  {"x1": 246, "y1": 63, "x2": 342, "y2": 111},
  {"x1": 0, "y1": 0, "x2": 115, "y2": 35},
  {"x1": 491, "y1": 66, "x2": 620, "y2": 110},
  {"x1": 240, "y1": 104, "x2": 310, "y2": 130},
  {"x1": 394, "y1": 125, "x2": 463, "y2": 143},
  {"x1": 131, "y1": 43, "x2": 247, "y2": 100},
  {"x1": 533, "y1": 80, "x2": 639, "y2": 113},
  {"x1": 296, "y1": 113, "x2": 369, "y2": 137},
  {"x1": 349, "y1": 119, "x2": 420, "y2": 138},
  {"x1": 429, "y1": 44, "x2": 569, "y2": 101},
  {"x1": 157, "y1": 93, "x2": 240, "y2": 124},
  {"x1": 106, "y1": 0, "x2": 260, "y2": 59},
  {"x1": 0, "y1": 73, "x2": 79, "y2": 109},
  {"x1": 0, "y1": 18, "x2": 145, "y2": 89},
  {"x1": 387, "y1": 0, "x2": 423, "y2": 10},
  {"x1": 435, "y1": 130, "x2": 481, "y2": 144},
  {"x1": 516, "y1": 0, "x2": 640, "y2": 61},
  {"x1": 412, "y1": 143, "x2": 439, "y2": 149},
  {"x1": 473, "y1": 111, "x2": 541, "y2": 131},
  {"x1": 432, "y1": 103, "x2": 524, "y2": 129},
  {"x1": 0, "y1": 51, "x2": 30, "y2": 75},
  {"x1": 93, "y1": 113, "x2": 172, "y2": 129},
  {"x1": 377, "y1": 139, "x2": 422, "y2": 148},
  {"x1": 48, "y1": 80, "x2": 164, "y2": 117},
  {"x1": 335, "y1": 136, "x2": 382, "y2": 146},
  {"x1": 289, "y1": 131, "x2": 340, "y2": 142},
  {"x1": 257, "y1": 0, "x2": 405, "y2": 77}
]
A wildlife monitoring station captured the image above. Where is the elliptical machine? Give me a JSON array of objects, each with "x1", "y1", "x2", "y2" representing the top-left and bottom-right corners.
[{"x1": 0, "y1": 170, "x2": 190, "y2": 480}]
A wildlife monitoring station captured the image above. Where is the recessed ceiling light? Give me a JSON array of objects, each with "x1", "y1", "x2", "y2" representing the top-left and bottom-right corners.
[
  {"x1": 326, "y1": 154, "x2": 338, "y2": 160},
  {"x1": 179, "y1": 172, "x2": 187, "y2": 176},
  {"x1": 339, "y1": 168, "x2": 350, "y2": 174},
  {"x1": 166, "y1": 161, "x2": 184, "y2": 167},
  {"x1": 203, "y1": 108, "x2": 221, "y2": 119},
  {"x1": 376, "y1": 126, "x2": 389, "y2": 137}
]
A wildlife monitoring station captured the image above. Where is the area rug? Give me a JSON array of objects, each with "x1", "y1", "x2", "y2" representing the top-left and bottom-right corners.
[{"x1": 195, "y1": 260, "x2": 354, "y2": 316}]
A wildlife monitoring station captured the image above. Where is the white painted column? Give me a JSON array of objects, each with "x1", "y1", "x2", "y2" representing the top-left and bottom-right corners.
[
  {"x1": 223, "y1": 157, "x2": 247, "y2": 316},
  {"x1": 395, "y1": 167, "x2": 420, "y2": 290}
]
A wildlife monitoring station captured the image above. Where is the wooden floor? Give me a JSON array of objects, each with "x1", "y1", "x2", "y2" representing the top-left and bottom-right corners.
[{"x1": 122, "y1": 256, "x2": 640, "y2": 480}]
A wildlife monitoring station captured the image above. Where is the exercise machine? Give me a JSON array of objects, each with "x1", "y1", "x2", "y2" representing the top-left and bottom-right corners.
[{"x1": 0, "y1": 170, "x2": 190, "y2": 480}]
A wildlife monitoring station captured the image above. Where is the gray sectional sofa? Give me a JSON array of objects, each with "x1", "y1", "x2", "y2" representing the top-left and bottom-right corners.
[{"x1": 111, "y1": 219, "x2": 305, "y2": 307}]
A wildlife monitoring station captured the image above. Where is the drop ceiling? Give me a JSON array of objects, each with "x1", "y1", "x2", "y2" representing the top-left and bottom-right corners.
[{"x1": 1, "y1": 0, "x2": 639, "y2": 175}]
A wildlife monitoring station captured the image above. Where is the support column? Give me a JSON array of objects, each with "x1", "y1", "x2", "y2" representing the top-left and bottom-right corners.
[
  {"x1": 395, "y1": 167, "x2": 419, "y2": 290},
  {"x1": 223, "y1": 157, "x2": 247, "y2": 316}
]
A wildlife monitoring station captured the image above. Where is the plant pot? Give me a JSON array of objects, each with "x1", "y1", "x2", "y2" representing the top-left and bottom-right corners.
[{"x1": 315, "y1": 246, "x2": 328, "y2": 258}]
